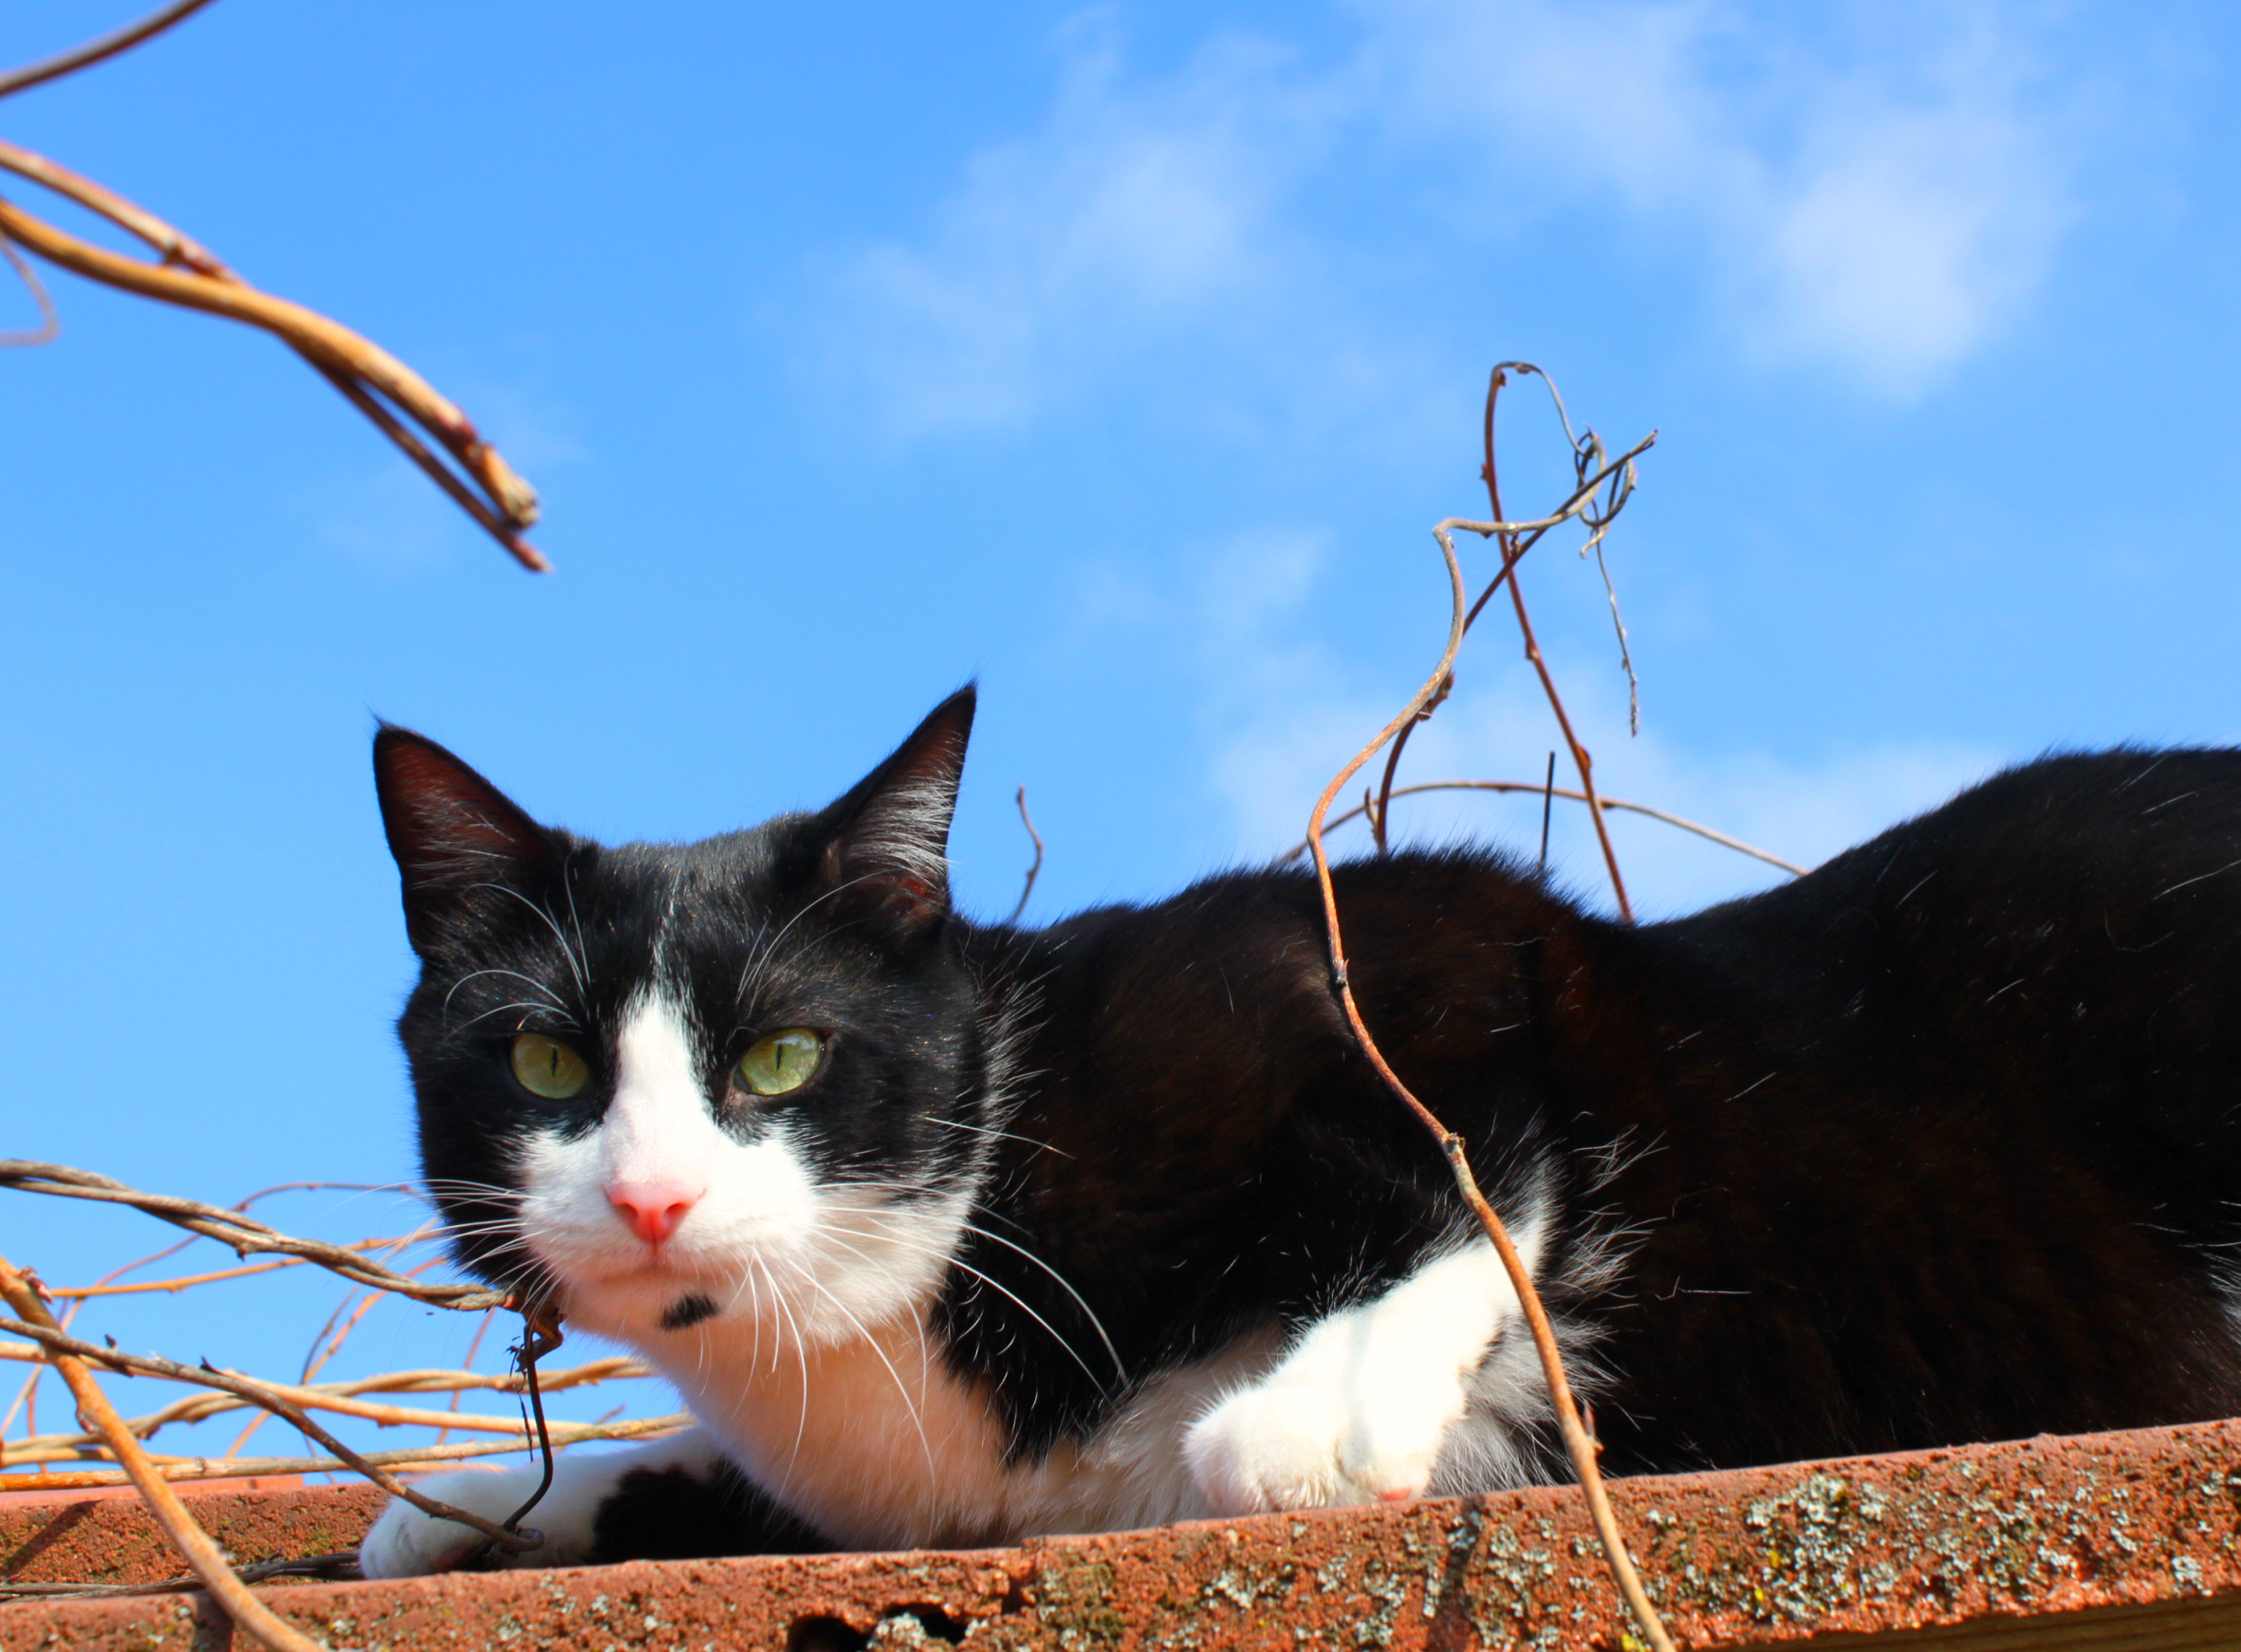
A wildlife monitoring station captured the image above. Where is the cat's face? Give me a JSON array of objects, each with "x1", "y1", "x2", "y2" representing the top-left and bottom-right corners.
[{"x1": 374, "y1": 690, "x2": 1000, "y2": 1348}]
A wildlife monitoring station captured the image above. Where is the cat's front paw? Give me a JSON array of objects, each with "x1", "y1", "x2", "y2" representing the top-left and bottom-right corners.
[
  {"x1": 359, "y1": 1464, "x2": 585, "y2": 1578},
  {"x1": 1182, "y1": 1379, "x2": 1450, "y2": 1515}
]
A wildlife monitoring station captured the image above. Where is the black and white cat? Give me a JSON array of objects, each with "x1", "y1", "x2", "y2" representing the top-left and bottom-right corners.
[{"x1": 361, "y1": 689, "x2": 2241, "y2": 1576}]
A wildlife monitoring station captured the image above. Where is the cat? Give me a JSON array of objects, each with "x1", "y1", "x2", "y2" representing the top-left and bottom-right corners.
[{"x1": 360, "y1": 689, "x2": 2241, "y2": 1577}]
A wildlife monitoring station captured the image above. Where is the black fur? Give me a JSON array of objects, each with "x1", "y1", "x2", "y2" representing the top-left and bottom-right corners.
[
  {"x1": 376, "y1": 693, "x2": 2241, "y2": 1554},
  {"x1": 589, "y1": 1460, "x2": 827, "y2": 1564}
]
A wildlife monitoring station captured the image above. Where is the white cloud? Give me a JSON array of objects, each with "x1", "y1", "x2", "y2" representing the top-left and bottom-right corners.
[
  {"x1": 1368, "y1": 0, "x2": 2081, "y2": 393},
  {"x1": 829, "y1": 17, "x2": 1348, "y2": 435},
  {"x1": 1161, "y1": 522, "x2": 1994, "y2": 918},
  {"x1": 1212, "y1": 642, "x2": 1996, "y2": 919},
  {"x1": 824, "y1": 1, "x2": 2096, "y2": 425}
]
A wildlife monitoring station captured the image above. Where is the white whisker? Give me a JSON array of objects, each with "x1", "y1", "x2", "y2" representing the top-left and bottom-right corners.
[
  {"x1": 468, "y1": 882, "x2": 588, "y2": 999},
  {"x1": 821, "y1": 1220, "x2": 1114, "y2": 1395}
]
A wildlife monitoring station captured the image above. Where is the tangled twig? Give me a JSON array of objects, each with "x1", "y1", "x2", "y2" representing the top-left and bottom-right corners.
[
  {"x1": 0, "y1": 1162, "x2": 680, "y2": 1640},
  {"x1": 0, "y1": 1252, "x2": 326, "y2": 1652},
  {"x1": 0, "y1": 1316, "x2": 545, "y2": 1553},
  {"x1": 1308, "y1": 366, "x2": 1676, "y2": 1652}
]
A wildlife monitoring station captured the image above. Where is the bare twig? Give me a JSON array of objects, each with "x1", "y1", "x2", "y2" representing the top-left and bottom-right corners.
[
  {"x1": 0, "y1": 1253, "x2": 325, "y2": 1652},
  {"x1": 1281, "y1": 778, "x2": 1808, "y2": 878},
  {"x1": 1370, "y1": 671, "x2": 1452, "y2": 855},
  {"x1": 0, "y1": 1315, "x2": 545, "y2": 1552},
  {"x1": 1305, "y1": 377, "x2": 1676, "y2": 1651},
  {"x1": 0, "y1": 226, "x2": 57, "y2": 345},
  {"x1": 0, "y1": 189, "x2": 547, "y2": 571},
  {"x1": 1539, "y1": 753, "x2": 1557, "y2": 871},
  {"x1": 1, "y1": 1349, "x2": 652, "y2": 1456},
  {"x1": 0, "y1": 0, "x2": 219, "y2": 102},
  {"x1": 1482, "y1": 364, "x2": 1643, "y2": 921},
  {"x1": 0, "y1": 1414, "x2": 689, "y2": 1490},
  {"x1": 46, "y1": 1234, "x2": 427, "y2": 1299},
  {"x1": 0, "y1": 13, "x2": 548, "y2": 573},
  {"x1": 439, "y1": 1309, "x2": 499, "y2": 1447},
  {"x1": 0, "y1": 1162, "x2": 511, "y2": 1310},
  {"x1": 1590, "y1": 534, "x2": 1640, "y2": 736},
  {"x1": 1366, "y1": 368, "x2": 1653, "y2": 917},
  {"x1": 1008, "y1": 785, "x2": 1046, "y2": 924}
]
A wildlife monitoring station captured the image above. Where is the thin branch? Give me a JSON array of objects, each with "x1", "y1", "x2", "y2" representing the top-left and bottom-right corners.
[
  {"x1": 1483, "y1": 364, "x2": 1641, "y2": 922},
  {"x1": 0, "y1": 1162, "x2": 512, "y2": 1310},
  {"x1": 46, "y1": 1234, "x2": 428, "y2": 1299},
  {"x1": 0, "y1": 227, "x2": 57, "y2": 345},
  {"x1": 2, "y1": 1350, "x2": 652, "y2": 1456},
  {"x1": 1362, "y1": 370, "x2": 1654, "y2": 876},
  {"x1": 0, "y1": 0, "x2": 219, "y2": 102},
  {"x1": 1304, "y1": 411, "x2": 1676, "y2": 1649},
  {"x1": 1280, "y1": 777, "x2": 1808, "y2": 877},
  {"x1": 1539, "y1": 753, "x2": 1557, "y2": 871},
  {"x1": 0, "y1": 145, "x2": 547, "y2": 570},
  {"x1": 1370, "y1": 671, "x2": 1452, "y2": 855},
  {"x1": 0, "y1": 1414, "x2": 688, "y2": 1491},
  {"x1": 1008, "y1": 785, "x2": 1045, "y2": 924},
  {"x1": 0, "y1": 1315, "x2": 544, "y2": 1551},
  {"x1": 438, "y1": 1309, "x2": 498, "y2": 1447},
  {"x1": 0, "y1": 1253, "x2": 325, "y2": 1652},
  {"x1": 0, "y1": 1225, "x2": 201, "y2": 1443},
  {"x1": 1590, "y1": 532, "x2": 1640, "y2": 736},
  {"x1": 0, "y1": 141, "x2": 230, "y2": 272}
]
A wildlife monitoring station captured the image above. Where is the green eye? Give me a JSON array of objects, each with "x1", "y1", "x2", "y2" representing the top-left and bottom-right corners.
[
  {"x1": 735, "y1": 1030, "x2": 823, "y2": 1097},
  {"x1": 510, "y1": 1034, "x2": 589, "y2": 1100}
]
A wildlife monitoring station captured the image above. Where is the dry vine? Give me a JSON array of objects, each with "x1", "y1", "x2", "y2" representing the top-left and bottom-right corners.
[
  {"x1": 1308, "y1": 363, "x2": 1682, "y2": 1651},
  {"x1": 0, "y1": 1, "x2": 547, "y2": 570},
  {"x1": 0, "y1": 1164, "x2": 679, "y2": 1645}
]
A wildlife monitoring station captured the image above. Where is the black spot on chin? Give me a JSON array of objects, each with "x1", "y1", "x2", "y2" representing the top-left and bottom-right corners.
[{"x1": 659, "y1": 1292, "x2": 719, "y2": 1331}]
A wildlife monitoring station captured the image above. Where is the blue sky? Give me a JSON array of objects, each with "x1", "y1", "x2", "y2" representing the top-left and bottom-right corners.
[{"x1": 5, "y1": 0, "x2": 2239, "y2": 1445}]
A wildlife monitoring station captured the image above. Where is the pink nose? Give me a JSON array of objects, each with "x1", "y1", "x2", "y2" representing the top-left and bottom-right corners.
[{"x1": 607, "y1": 1182, "x2": 702, "y2": 1246}]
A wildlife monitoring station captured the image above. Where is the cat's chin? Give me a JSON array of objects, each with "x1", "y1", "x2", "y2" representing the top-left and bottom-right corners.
[
  {"x1": 557, "y1": 1281, "x2": 725, "y2": 1343},
  {"x1": 528, "y1": 1251, "x2": 740, "y2": 1336}
]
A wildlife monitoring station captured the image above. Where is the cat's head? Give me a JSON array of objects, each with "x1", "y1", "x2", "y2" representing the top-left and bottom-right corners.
[{"x1": 373, "y1": 688, "x2": 1007, "y2": 1348}]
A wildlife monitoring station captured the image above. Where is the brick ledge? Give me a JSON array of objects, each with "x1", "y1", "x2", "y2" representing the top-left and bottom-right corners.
[{"x1": 10, "y1": 1417, "x2": 2241, "y2": 1649}]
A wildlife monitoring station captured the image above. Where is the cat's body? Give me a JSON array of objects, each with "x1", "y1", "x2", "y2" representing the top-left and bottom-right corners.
[{"x1": 360, "y1": 694, "x2": 2241, "y2": 1576}]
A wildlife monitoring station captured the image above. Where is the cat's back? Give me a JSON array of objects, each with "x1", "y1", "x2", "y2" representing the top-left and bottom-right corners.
[
  {"x1": 1577, "y1": 746, "x2": 2241, "y2": 1269},
  {"x1": 1643, "y1": 747, "x2": 2241, "y2": 996},
  {"x1": 1571, "y1": 750, "x2": 2241, "y2": 1465}
]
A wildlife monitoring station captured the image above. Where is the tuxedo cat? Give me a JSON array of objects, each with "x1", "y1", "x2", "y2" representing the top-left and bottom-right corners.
[{"x1": 361, "y1": 690, "x2": 2241, "y2": 1576}]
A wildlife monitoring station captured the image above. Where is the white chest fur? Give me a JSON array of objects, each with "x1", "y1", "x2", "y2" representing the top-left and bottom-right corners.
[{"x1": 646, "y1": 1309, "x2": 1278, "y2": 1549}]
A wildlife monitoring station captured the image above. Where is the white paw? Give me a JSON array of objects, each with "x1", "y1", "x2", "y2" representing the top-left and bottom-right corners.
[
  {"x1": 358, "y1": 1464, "x2": 587, "y2": 1578},
  {"x1": 1182, "y1": 1376, "x2": 1456, "y2": 1515}
]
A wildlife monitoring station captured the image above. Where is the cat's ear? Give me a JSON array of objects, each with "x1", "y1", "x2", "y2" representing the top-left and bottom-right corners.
[
  {"x1": 809, "y1": 686, "x2": 975, "y2": 937},
  {"x1": 373, "y1": 727, "x2": 561, "y2": 955}
]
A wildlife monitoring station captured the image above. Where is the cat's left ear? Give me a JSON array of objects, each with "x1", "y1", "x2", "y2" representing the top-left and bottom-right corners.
[{"x1": 810, "y1": 685, "x2": 975, "y2": 937}]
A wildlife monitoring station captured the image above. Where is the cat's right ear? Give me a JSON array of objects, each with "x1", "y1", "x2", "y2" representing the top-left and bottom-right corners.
[{"x1": 373, "y1": 727, "x2": 560, "y2": 956}]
